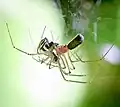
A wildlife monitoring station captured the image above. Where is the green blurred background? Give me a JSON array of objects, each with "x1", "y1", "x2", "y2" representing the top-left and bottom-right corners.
[{"x1": 0, "y1": 0, "x2": 120, "y2": 107}]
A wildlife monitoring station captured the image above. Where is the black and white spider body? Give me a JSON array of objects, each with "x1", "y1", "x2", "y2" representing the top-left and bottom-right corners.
[{"x1": 37, "y1": 37, "x2": 58, "y2": 53}]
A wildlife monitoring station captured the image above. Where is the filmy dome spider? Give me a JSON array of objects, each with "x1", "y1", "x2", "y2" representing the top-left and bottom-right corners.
[{"x1": 6, "y1": 22, "x2": 114, "y2": 83}]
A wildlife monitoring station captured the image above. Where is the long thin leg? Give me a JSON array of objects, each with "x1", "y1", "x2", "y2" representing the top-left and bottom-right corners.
[
  {"x1": 68, "y1": 51, "x2": 81, "y2": 63},
  {"x1": 32, "y1": 54, "x2": 59, "y2": 68},
  {"x1": 57, "y1": 60, "x2": 87, "y2": 83},
  {"x1": 42, "y1": 51, "x2": 66, "y2": 69},
  {"x1": 32, "y1": 51, "x2": 50, "y2": 62},
  {"x1": 48, "y1": 56, "x2": 55, "y2": 69},
  {"x1": 41, "y1": 26, "x2": 46, "y2": 39},
  {"x1": 48, "y1": 57, "x2": 64, "y2": 69},
  {"x1": 40, "y1": 52, "x2": 56, "y2": 65},
  {"x1": 28, "y1": 28, "x2": 36, "y2": 49},
  {"x1": 6, "y1": 22, "x2": 37, "y2": 56},
  {"x1": 59, "y1": 55, "x2": 66, "y2": 69},
  {"x1": 41, "y1": 56, "x2": 50, "y2": 64},
  {"x1": 62, "y1": 54, "x2": 72, "y2": 73},
  {"x1": 50, "y1": 31, "x2": 54, "y2": 41},
  {"x1": 59, "y1": 55, "x2": 86, "y2": 76},
  {"x1": 72, "y1": 43, "x2": 114, "y2": 63},
  {"x1": 32, "y1": 55, "x2": 41, "y2": 62},
  {"x1": 62, "y1": 54, "x2": 85, "y2": 76},
  {"x1": 46, "y1": 54, "x2": 66, "y2": 69},
  {"x1": 67, "y1": 52, "x2": 75, "y2": 70}
]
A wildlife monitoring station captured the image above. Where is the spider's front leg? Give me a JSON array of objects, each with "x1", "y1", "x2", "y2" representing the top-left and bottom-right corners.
[{"x1": 6, "y1": 22, "x2": 37, "y2": 56}]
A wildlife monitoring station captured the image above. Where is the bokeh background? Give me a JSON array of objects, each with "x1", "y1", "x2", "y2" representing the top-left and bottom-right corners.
[{"x1": 0, "y1": 0, "x2": 120, "y2": 107}]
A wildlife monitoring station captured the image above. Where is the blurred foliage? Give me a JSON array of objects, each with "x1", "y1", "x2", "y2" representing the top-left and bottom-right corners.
[{"x1": 55, "y1": 0, "x2": 99, "y2": 34}]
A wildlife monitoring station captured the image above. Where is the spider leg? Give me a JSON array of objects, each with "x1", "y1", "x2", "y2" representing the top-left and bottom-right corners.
[
  {"x1": 41, "y1": 55, "x2": 50, "y2": 64},
  {"x1": 48, "y1": 63, "x2": 58, "y2": 69},
  {"x1": 57, "y1": 60, "x2": 87, "y2": 83},
  {"x1": 59, "y1": 55, "x2": 66, "y2": 69},
  {"x1": 62, "y1": 54, "x2": 72, "y2": 74},
  {"x1": 68, "y1": 51, "x2": 81, "y2": 63},
  {"x1": 32, "y1": 52, "x2": 49, "y2": 62},
  {"x1": 6, "y1": 22, "x2": 37, "y2": 56},
  {"x1": 48, "y1": 56, "x2": 54, "y2": 69},
  {"x1": 73, "y1": 43, "x2": 114, "y2": 63},
  {"x1": 32, "y1": 53, "x2": 59, "y2": 68},
  {"x1": 67, "y1": 51, "x2": 75, "y2": 70},
  {"x1": 32, "y1": 55, "x2": 41, "y2": 62},
  {"x1": 47, "y1": 54, "x2": 67, "y2": 69},
  {"x1": 60, "y1": 54, "x2": 86, "y2": 76},
  {"x1": 40, "y1": 26, "x2": 46, "y2": 39}
]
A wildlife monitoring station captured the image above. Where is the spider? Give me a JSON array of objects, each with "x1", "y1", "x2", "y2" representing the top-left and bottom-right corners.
[
  {"x1": 6, "y1": 22, "x2": 114, "y2": 83},
  {"x1": 28, "y1": 31, "x2": 114, "y2": 84}
]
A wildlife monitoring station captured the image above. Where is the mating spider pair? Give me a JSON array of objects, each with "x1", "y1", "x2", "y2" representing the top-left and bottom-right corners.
[{"x1": 6, "y1": 23, "x2": 114, "y2": 83}]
